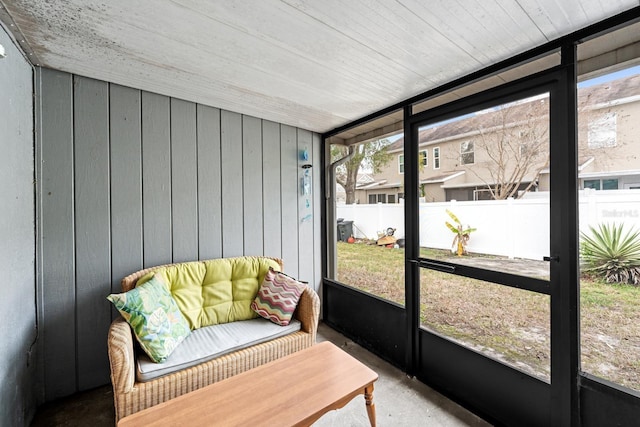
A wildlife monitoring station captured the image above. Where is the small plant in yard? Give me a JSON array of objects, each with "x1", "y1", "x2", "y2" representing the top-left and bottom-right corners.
[
  {"x1": 445, "y1": 209, "x2": 477, "y2": 256},
  {"x1": 580, "y1": 222, "x2": 640, "y2": 285}
]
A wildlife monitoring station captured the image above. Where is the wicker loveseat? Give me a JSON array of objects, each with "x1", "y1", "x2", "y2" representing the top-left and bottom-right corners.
[{"x1": 107, "y1": 256, "x2": 320, "y2": 422}]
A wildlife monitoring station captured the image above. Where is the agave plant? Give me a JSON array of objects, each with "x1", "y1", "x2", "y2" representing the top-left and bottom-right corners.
[
  {"x1": 445, "y1": 209, "x2": 477, "y2": 256},
  {"x1": 580, "y1": 223, "x2": 640, "y2": 285}
]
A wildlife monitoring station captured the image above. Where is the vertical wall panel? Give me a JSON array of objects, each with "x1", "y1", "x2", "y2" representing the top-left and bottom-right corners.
[
  {"x1": 40, "y1": 69, "x2": 76, "y2": 400},
  {"x1": 312, "y1": 133, "x2": 322, "y2": 293},
  {"x1": 109, "y1": 85, "x2": 143, "y2": 295},
  {"x1": 142, "y1": 92, "x2": 172, "y2": 267},
  {"x1": 281, "y1": 125, "x2": 299, "y2": 276},
  {"x1": 262, "y1": 121, "x2": 282, "y2": 258},
  {"x1": 171, "y1": 99, "x2": 198, "y2": 263},
  {"x1": 297, "y1": 129, "x2": 314, "y2": 283},
  {"x1": 2, "y1": 31, "x2": 36, "y2": 424},
  {"x1": 197, "y1": 105, "x2": 222, "y2": 260},
  {"x1": 73, "y1": 76, "x2": 111, "y2": 390},
  {"x1": 243, "y1": 116, "x2": 264, "y2": 256},
  {"x1": 39, "y1": 69, "x2": 77, "y2": 400},
  {"x1": 221, "y1": 110, "x2": 244, "y2": 257}
]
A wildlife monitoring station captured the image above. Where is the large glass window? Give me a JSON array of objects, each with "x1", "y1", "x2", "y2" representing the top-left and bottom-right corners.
[
  {"x1": 331, "y1": 132, "x2": 405, "y2": 305},
  {"x1": 578, "y1": 64, "x2": 640, "y2": 392},
  {"x1": 418, "y1": 91, "x2": 551, "y2": 379}
]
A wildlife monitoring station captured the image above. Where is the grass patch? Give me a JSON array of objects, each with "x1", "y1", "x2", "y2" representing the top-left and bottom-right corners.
[{"x1": 336, "y1": 241, "x2": 640, "y2": 390}]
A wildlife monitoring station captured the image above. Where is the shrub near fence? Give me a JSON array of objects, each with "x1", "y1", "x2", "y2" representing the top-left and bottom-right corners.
[{"x1": 337, "y1": 189, "x2": 640, "y2": 261}]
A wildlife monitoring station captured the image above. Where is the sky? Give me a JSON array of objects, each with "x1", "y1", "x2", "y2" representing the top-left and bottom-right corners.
[{"x1": 578, "y1": 64, "x2": 640, "y2": 88}]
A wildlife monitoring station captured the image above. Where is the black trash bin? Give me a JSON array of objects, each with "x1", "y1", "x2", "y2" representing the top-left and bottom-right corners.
[{"x1": 337, "y1": 220, "x2": 353, "y2": 242}]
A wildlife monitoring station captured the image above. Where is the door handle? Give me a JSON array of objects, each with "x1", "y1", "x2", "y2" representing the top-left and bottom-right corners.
[
  {"x1": 414, "y1": 259, "x2": 457, "y2": 272},
  {"x1": 543, "y1": 256, "x2": 559, "y2": 262}
]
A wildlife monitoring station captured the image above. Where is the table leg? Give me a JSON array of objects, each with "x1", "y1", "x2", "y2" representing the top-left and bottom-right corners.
[{"x1": 365, "y1": 383, "x2": 376, "y2": 427}]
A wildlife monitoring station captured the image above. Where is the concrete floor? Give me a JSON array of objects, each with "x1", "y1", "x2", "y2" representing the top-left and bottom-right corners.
[{"x1": 31, "y1": 323, "x2": 492, "y2": 426}]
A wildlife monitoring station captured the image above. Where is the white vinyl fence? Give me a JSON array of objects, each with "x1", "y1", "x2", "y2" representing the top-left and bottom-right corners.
[{"x1": 337, "y1": 189, "x2": 640, "y2": 260}]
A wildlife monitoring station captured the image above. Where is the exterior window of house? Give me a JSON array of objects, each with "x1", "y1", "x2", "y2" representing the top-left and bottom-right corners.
[
  {"x1": 398, "y1": 192, "x2": 404, "y2": 200},
  {"x1": 520, "y1": 144, "x2": 527, "y2": 156},
  {"x1": 460, "y1": 141, "x2": 474, "y2": 165},
  {"x1": 368, "y1": 193, "x2": 387, "y2": 203},
  {"x1": 588, "y1": 112, "x2": 617, "y2": 148},
  {"x1": 398, "y1": 154, "x2": 405, "y2": 174},
  {"x1": 584, "y1": 179, "x2": 601, "y2": 190},
  {"x1": 388, "y1": 194, "x2": 396, "y2": 204},
  {"x1": 474, "y1": 188, "x2": 493, "y2": 200},
  {"x1": 420, "y1": 150, "x2": 428, "y2": 167},
  {"x1": 584, "y1": 178, "x2": 619, "y2": 190},
  {"x1": 433, "y1": 147, "x2": 440, "y2": 169}
]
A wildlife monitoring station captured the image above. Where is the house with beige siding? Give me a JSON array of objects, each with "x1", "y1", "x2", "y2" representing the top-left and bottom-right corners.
[{"x1": 356, "y1": 74, "x2": 640, "y2": 203}]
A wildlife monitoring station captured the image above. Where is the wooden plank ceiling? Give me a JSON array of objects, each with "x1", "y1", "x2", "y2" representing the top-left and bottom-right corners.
[{"x1": 0, "y1": 0, "x2": 638, "y2": 134}]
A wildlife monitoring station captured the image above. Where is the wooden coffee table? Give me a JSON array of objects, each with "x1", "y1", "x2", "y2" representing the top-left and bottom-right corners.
[{"x1": 117, "y1": 341, "x2": 379, "y2": 426}]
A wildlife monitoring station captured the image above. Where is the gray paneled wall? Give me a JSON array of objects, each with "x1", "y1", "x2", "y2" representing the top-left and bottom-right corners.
[
  {"x1": 36, "y1": 68, "x2": 322, "y2": 400},
  {"x1": 1, "y1": 27, "x2": 36, "y2": 425}
]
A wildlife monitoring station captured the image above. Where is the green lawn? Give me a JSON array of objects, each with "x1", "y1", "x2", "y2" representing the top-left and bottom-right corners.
[{"x1": 336, "y1": 241, "x2": 640, "y2": 390}]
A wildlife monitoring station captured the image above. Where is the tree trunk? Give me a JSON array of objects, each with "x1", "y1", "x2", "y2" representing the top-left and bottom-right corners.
[{"x1": 345, "y1": 160, "x2": 359, "y2": 204}]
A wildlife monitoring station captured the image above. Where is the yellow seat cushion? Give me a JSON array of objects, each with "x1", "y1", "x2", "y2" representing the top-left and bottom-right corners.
[{"x1": 136, "y1": 257, "x2": 281, "y2": 329}]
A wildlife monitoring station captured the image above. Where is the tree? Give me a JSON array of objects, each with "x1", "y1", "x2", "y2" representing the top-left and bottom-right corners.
[
  {"x1": 468, "y1": 95, "x2": 550, "y2": 199},
  {"x1": 467, "y1": 82, "x2": 623, "y2": 200},
  {"x1": 332, "y1": 138, "x2": 392, "y2": 204}
]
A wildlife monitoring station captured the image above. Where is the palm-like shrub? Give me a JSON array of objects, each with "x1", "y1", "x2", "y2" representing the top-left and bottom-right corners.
[
  {"x1": 445, "y1": 209, "x2": 477, "y2": 256},
  {"x1": 580, "y1": 223, "x2": 640, "y2": 285}
]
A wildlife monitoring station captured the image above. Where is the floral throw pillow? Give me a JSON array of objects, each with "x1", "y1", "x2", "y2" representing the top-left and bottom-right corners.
[
  {"x1": 107, "y1": 274, "x2": 190, "y2": 363},
  {"x1": 251, "y1": 268, "x2": 306, "y2": 326}
]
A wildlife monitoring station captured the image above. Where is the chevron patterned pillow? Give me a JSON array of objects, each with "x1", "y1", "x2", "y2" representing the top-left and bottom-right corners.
[{"x1": 251, "y1": 267, "x2": 306, "y2": 326}]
